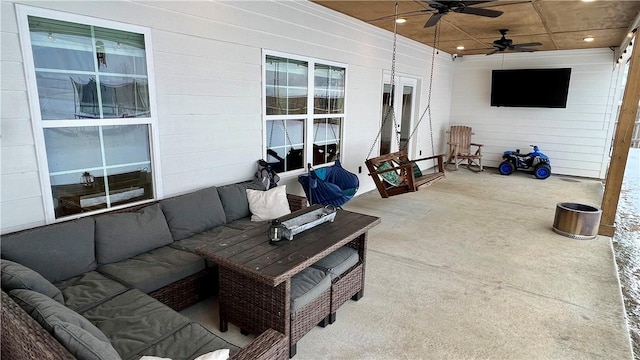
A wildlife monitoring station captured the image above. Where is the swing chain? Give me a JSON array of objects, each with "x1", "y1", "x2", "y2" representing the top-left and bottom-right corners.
[
  {"x1": 404, "y1": 22, "x2": 439, "y2": 161},
  {"x1": 366, "y1": 1, "x2": 400, "y2": 160}
]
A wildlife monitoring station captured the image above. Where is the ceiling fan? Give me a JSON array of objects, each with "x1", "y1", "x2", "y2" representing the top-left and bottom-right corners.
[
  {"x1": 485, "y1": 29, "x2": 543, "y2": 55},
  {"x1": 368, "y1": 0, "x2": 503, "y2": 27},
  {"x1": 422, "y1": 1, "x2": 503, "y2": 28}
]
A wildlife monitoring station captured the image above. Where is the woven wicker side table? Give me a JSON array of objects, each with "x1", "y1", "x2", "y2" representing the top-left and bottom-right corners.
[{"x1": 196, "y1": 206, "x2": 380, "y2": 358}]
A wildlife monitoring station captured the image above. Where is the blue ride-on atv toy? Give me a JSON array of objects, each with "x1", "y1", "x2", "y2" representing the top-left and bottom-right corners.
[{"x1": 498, "y1": 145, "x2": 551, "y2": 179}]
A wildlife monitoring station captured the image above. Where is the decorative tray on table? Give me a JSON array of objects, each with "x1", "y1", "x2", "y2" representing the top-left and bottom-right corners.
[{"x1": 281, "y1": 205, "x2": 337, "y2": 240}]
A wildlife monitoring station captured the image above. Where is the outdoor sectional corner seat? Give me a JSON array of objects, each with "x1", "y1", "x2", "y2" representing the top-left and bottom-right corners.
[{"x1": 0, "y1": 179, "x2": 311, "y2": 360}]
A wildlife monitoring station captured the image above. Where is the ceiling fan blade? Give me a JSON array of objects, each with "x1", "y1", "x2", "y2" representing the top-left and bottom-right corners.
[
  {"x1": 456, "y1": 6, "x2": 503, "y2": 17},
  {"x1": 512, "y1": 42, "x2": 543, "y2": 48},
  {"x1": 424, "y1": 13, "x2": 444, "y2": 28},
  {"x1": 511, "y1": 47, "x2": 538, "y2": 52},
  {"x1": 485, "y1": 49, "x2": 498, "y2": 56},
  {"x1": 461, "y1": 1, "x2": 496, "y2": 5}
]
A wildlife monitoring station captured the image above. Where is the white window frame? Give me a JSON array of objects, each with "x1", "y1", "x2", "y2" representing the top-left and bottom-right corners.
[
  {"x1": 262, "y1": 49, "x2": 348, "y2": 175},
  {"x1": 16, "y1": 5, "x2": 163, "y2": 223}
]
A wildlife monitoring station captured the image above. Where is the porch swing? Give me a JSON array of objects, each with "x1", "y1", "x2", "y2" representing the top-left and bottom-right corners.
[{"x1": 365, "y1": 1, "x2": 446, "y2": 198}]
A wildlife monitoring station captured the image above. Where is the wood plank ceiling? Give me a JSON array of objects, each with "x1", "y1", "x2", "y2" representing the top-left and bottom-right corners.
[{"x1": 312, "y1": 0, "x2": 640, "y2": 57}]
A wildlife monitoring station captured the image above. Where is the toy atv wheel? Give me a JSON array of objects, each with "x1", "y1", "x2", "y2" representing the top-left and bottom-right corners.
[
  {"x1": 498, "y1": 161, "x2": 514, "y2": 175},
  {"x1": 534, "y1": 163, "x2": 551, "y2": 179}
]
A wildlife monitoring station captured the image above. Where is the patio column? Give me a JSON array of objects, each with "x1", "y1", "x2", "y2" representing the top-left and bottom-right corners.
[{"x1": 599, "y1": 36, "x2": 640, "y2": 237}]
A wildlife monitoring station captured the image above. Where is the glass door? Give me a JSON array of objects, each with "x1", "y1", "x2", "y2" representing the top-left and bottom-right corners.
[{"x1": 380, "y1": 73, "x2": 417, "y2": 155}]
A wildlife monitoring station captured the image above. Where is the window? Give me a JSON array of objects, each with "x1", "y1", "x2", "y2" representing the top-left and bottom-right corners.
[
  {"x1": 264, "y1": 53, "x2": 346, "y2": 173},
  {"x1": 17, "y1": 6, "x2": 160, "y2": 221}
]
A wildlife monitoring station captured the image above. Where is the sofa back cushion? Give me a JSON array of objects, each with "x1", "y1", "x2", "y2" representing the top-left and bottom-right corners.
[
  {"x1": 217, "y1": 179, "x2": 266, "y2": 223},
  {"x1": 95, "y1": 203, "x2": 173, "y2": 264},
  {"x1": 160, "y1": 186, "x2": 226, "y2": 241},
  {"x1": 9, "y1": 289, "x2": 121, "y2": 360},
  {"x1": 1, "y1": 260, "x2": 64, "y2": 304},
  {"x1": 1, "y1": 217, "x2": 96, "y2": 283}
]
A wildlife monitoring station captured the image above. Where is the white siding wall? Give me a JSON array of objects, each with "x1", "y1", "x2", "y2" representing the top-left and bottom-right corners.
[
  {"x1": 0, "y1": 0, "x2": 454, "y2": 233},
  {"x1": 449, "y1": 50, "x2": 622, "y2": 178}
]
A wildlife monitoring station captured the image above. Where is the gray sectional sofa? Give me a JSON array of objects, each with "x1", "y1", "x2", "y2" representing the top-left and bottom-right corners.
[{"x1": 1, "y1": 179, "x2": 306, "y2": 360}]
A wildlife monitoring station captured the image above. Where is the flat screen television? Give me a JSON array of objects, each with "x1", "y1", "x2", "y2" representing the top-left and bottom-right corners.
[{"x1": 491, "y1": 68, "x2": 571, "y2": 108}]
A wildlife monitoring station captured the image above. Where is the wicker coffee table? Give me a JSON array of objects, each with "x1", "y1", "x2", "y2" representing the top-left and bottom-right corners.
[{"x1": 196, "y1": 205, "x2": 380, "y2": 357}]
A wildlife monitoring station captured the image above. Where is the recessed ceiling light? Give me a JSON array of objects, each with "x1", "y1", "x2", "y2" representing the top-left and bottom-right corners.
[
  {"x1": 583, "y1": 36, "x2": 595, "y2": 42},
  {"x1": 456, "y1": 45, "x2": 465, "y2": 50},
  {"x1": 628, "y1": 32, "x2": 634, "y2": 38},
  {"x1": 581, "y1": 0, "x2": 595, "y2": 2},
  {"x1": 395, "y1": 18, "x2": 407, "y2": 24}
]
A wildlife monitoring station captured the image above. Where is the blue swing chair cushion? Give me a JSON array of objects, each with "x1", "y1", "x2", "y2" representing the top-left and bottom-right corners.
[{"x1": 298, "y1": 160, "x2": 359, "y2": 207}]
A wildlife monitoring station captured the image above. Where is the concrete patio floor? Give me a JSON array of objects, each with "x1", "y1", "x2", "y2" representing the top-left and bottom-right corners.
[{"x1": 182, "y1": 167, "x2": 633, "y2": 359}]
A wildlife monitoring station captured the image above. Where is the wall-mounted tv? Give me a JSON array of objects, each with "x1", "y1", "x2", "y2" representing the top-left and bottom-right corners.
[{"x1": 491, "y1": 68, "x2": 571, "y2": 108}]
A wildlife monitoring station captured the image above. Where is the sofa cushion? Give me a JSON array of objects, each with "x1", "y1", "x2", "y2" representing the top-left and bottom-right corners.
[
  {"x1": 1, "y1": 217, "x2": 96, "y2": 283},
  {"x1": 95, "y1": 203, "x2": 173, "y2": 264},
  {"x1": 170, "y1": 226, "x2": 243, "y2": 253},
  {"x1": 290, "y1": 267, "x2": 331, "y2": 313},
  {"x1": 136, "y1": 322, "x2": 239, "y2": 360},
  {"x1": 246, "y1": 185, "x2": 291, "y2": 221},
  {"x1": 9, "y1": 289, "x2": 120, "y2": 360},
  {"x1": 160, "y1": 186, "x2": 227, "y2": 241},
  {"x1": 97, "y1": 246, "x2": 206, "y2": 294},
  {"x1": 311, "y1": 246, "x2": 359, "y2": 280},
  {"x1": 55, "y1": 271, "x2": 129, "y2": 313},
  {"x1": 1, "y1": 259, "x2": 64, "y2": 304},
  {"x1": 217, "y1": 179, "x2": 265, "y2": 223},
  {"x1": 82, "y1": 289, "x2": 191, "y2": 360}
]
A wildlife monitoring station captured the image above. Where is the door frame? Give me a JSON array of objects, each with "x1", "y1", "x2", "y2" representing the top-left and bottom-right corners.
[{"x1": 380, "y1": 71, "x2": 419, "y2": 156}]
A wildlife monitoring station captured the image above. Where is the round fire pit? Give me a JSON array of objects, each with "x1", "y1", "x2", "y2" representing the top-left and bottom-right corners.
[{"x1": 552, "y1": 202, "x2": 602, "y2": 240}]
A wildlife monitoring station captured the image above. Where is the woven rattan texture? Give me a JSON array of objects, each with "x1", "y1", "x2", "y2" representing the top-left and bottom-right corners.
[
  {"x1": 219, "y1": 266, "x2": 289, "y2": 334},
  {"x1": 1, "y1": 291, "x2": 75, "y2": 360},
  {"x1": 149, "y1": 268, "x2": 216, "y2": 311},
  {"x1": 330, "y1": 262, "x2": 363, "y2": 312},
  {"x1": 290, "y1": 287, "x2": 331, "y2": 344},
  {"x1": 287, "y1": 194, "x2": 308, "y2": 212}
]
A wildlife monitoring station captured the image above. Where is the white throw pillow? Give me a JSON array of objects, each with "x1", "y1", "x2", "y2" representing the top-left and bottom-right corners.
[
  {"x1": 195, "y1": 349, "x2": 230, "y2": 360},
  {"x1": 140, "y1": 349, "x2": 229, "y2": 360},
  {"x1": 246, "y1": 185, "x2": 291, "y2": 221}
]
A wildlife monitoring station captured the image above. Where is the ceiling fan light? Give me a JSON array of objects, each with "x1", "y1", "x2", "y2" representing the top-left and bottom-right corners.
[
  {"x1": 395, "y1": 18, "x2": 407, "y2": 24},
  {"x1": 456, "y1": 45, "x2": 465, "y2": 50},
  {"x1": 583, "y1": 36, "x2": 595, "y2": 42}
]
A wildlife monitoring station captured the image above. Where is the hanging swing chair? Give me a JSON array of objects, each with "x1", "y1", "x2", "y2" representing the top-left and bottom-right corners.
[
  {"x1": 365, "y1": 1, "x2": 446, "y2": 198},
  {"x1": 298, "y1": 160, "x2": 359, "y2": 207}
]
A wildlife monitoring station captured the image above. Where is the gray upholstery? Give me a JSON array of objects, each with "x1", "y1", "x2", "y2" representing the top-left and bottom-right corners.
[
  {"x1": 312, "y1": 246, "x2": 359, "y2": 279},
  {"x1": 217, "y1": 179, "x2": 265, "y2": 222},
  {"x1": 136, "y1": 322, "x2": 240, "y2": 360},
  {"x1": 55, "y1": 271, "x2": 128, "y2": 313},
  {"x1": 290, "y1": 267, "x2": 331, "y2": 313},
  {"x1": 95, "y1": 204, "x2": 173, "y2": 264},
  {"x1": 9, "y1": 289, "x2": 120, "y2": 360},
  {"x1": 160, "y1": 186, "x2": 227, "y2": 241},
  {"x1": 83, "y1": 289, "x2": 191, "y2": 360},
  {"x1": 171, "y1": 225, "x2": 243, "y2": 253},
  {"x1": 97, "y1": 246, "x2": 205, "y2": 293},
  {"x1": 0, "y1": 217, "x2": 96, "y2": 283},
  {"x1": 1, "y1": 259, "x2": 64, "y2": 304}
]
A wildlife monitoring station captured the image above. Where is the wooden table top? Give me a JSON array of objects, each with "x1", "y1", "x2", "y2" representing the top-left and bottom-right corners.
[{"x1": 196, "y1": 206, "x2": 380, "y2": 286}]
